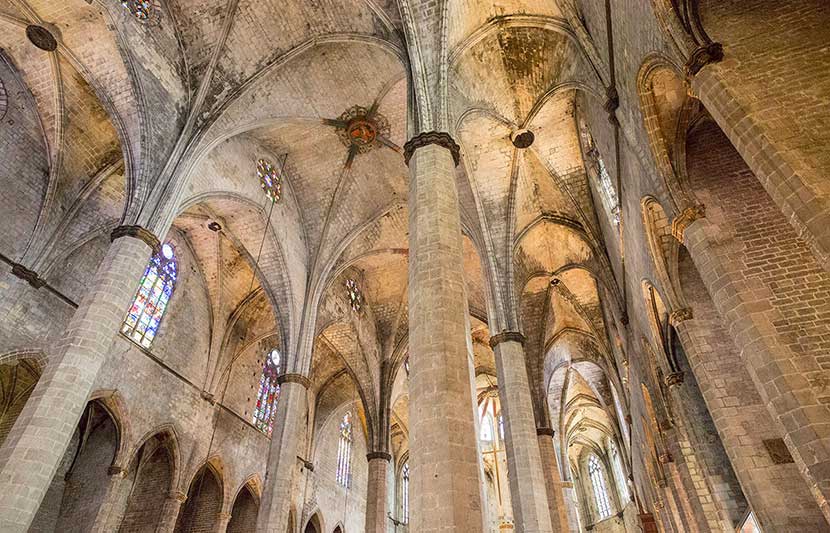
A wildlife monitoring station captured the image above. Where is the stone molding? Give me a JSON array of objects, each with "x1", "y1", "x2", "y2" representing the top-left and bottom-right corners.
[
  {"x1": 669, "y1": 307, "x2": 693, "y2": 326},
  {"x1": 366, "y1": 451, "x2": 392, "y2": 462},
  {"x1": 536, "y1": 427, "x2": 555, "y2": 437},
  {"x1": 684, "y1": 42, "x2": 724, "y2": 79},
  {"x1": 403, "y1": 131, "x2": 461, "y2": 167},
  {"x1": 277, "y1": 373, "x2": 312, "y2": 389},
  {"x1": 489, "y1": 331, "x2": 526, "y2": 348},
  {"x1": 170, "y1": 490, "x2": 188, "y2": 503},
  {"x1": 219, "y1": 512, "x2": 233, "y2": 520},
  {"x1": 671, "y1": 204, "x2": 706, "y2": 242},
  {"x1": 111, "y1": 225, "x2": 161, "y2": 253}
]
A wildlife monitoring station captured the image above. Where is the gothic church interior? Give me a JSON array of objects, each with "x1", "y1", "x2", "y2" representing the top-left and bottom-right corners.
[{"x1": 0, "y1": 1, "x2": 828, "y2": 532}]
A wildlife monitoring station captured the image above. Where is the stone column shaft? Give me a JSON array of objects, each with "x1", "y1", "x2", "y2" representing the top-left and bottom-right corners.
[
  {"x1": 537, "y1": 431, "x2": 570, "y2": 533},
  {"x1": 216, "y1": 511, "x2": 232, "y2": 533},
  {"x1": 256, "y1": 378, "x2": 308, "y2": 533},
  {"x1": 406, "y1": 134, "x2": 485, "y2": 533},
  {"x1": 0, "y1": 234, "x2": 154, "y2": 532},
  {"x1": 89, "y1": 467, "x2": 131, "y2": 532},
  {"x1": 156, "y1": 491, "x2": 187, "y2": 533},
  {"x1": 364, "y1": 452, "x2": 391, "y2": 533},
  {"x1": 490, "y1": 334, "x2": 553, "y2": 533}
]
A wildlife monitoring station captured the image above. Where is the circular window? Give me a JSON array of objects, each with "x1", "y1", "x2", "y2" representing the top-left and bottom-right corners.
[{"x1": 120, "y1": 0, "x2": 161, "y2": 24}]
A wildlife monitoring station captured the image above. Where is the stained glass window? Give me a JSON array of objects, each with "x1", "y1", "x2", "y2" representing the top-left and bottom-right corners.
[
  {"x1": 122, "y1": 242, "x2": 177, "y2": 348},
  {"x1": 589, "y1": 454, "x2": 613, "y2": 520},
  {"x1": 346, "y1": 279, "x2": 362, "y2": 312},
  {"x1": 253, "y1": 349, "x2": 281, "y2": 435},
  {"x1": 579, "y1": 119, "x2": 620, "y2": 226},
  {"x1": 401, "y1": 462, "x2": 410, "y2": 524},
  {"x1": 336, "y1": 411, "x2": 353, "y2": 488},
  {"x1": 257, "y1": 158, "x2": 282, "y2": 203},
  {"x1": 120, "y1": 0, "x2": 158, "y2": 22}
]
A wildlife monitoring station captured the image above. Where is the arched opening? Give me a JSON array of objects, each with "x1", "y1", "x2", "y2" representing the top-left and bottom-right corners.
[
  {"x1": 227, "y1": 485, "x2": 259, "y2": 532},
  {"x1": 303, "y1": 513, "x2": 322, "y2": 533},
  {"x1": 119, "y1": 432, "x2": 175, "y2": 532},
  {"x1": 0, "y1": 357, "x2": 41, "y2": 446},
  {"x1": 29, "y1": 401, "x2": 119, "y2": 531},
  {"x1": 174, "y1": 464, "x2": 223, "y2": 532}
]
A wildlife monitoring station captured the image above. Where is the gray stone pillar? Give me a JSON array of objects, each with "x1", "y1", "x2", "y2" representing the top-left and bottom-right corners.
[
  {"x1": 256, "y1": 375, "x2": 309, "y2": 533},
  {"x1": 157, "y1": 490, "x2": 187, "y2": 532},
  {"x1": 0, "y1": 228, "x2": 157, "y2": 532},
  {"x1": 404, "y1": 132, "x2": 485, "y2": 533},
  {"x1": 90, "y1": 466, "x2": 131, "y2": 532},
  {"x1": 489, "y1": 332, "x2": 553, "y2": 533},
  {"x1": 365, "y1": 452, "x2": 391, "y2": 533},
  {"x1": 537, "y1": 429, "x2": 570, "y2": 533}
]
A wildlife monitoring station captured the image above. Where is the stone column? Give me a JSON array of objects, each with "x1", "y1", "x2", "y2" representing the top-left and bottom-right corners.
[
  {"x1": 404, "y1": 132, "x2": 485, "y2": 533},
  {"x1": 256, "y1": 375, "x2": 309, "y2": 533},
  {"x1": 537, "y1": 428, "x2": 570, "y2": 533},
  {"x1": 364, "y1": 451, "x2": 391, "y2": 533},
  {"x1": 0, "y1": 227, "x2": 158, "y2": 532},
  {"x1": 216, "y1": 511, "x2": 232, "y2": 533},
  {"x1": 157, "y1": 490, "x2": 187, "y2": 532},
  {"x1": 489, "y1": 332, "x2": 553, "y2": 533},
  {"x1": 90, "y1": 466, "x2": 131, "y2": 532}
]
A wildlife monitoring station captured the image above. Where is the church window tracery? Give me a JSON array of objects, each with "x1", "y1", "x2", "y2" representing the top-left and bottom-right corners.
[
  {"x1": 401, "y1": 462, "x2": 410, "y2": 524},
  {"x1": 253, "y1": 349, "x2": 281, "y2": 435},
  {"x1": 336, "y1": 411, "x2": 353, "y2": 487},
  {"x1": 589, "y1": 454, "x2": 613, "y2": 520},
  {"x1": 122, "y1": 243, "x2": 177, "y2": 348},
  {"x1": 346, "y1": 279, "x2": 362, "y2": 312},
  {"x1": 257, "y1": 158, "x2": 282, "y2": 203},
  {"x1": 120, "y1": 0, "x2": 159, "y2": 23}
]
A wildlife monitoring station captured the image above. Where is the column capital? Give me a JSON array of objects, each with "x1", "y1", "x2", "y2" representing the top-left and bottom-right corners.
[
  {"x1": 669, "y1": 307, "x2": 693, "y2": 326},
  {"x1": 671, "y1": 204, "x2": 705, "y2": 243},
  {"x1": 489, "y1": 331, "x2": 526, "y2": 348},
  {"x1": 219, "y1": 511, "x2": 233, "y2": 520},
  {"x1": 169, "y1": 490, "x2": 187, "y2": 503},
  {"x1": 277, "y1": 373, "x2": 312, "y2": 389},
  {"x1": 366, "y1": 451, "x2": 392, "y2": 462},
  {"x1": 536, "y1": 427, "x2": 555, "y2": 437},
  {"x1": 403, "y1": 131, "x2": 461, "y2": 167},
  {"x1": 107, "y1": 465, "x2": 128, "y2": 478},
  {"x1": 664, "y1": 371, "x2": 684, "y2": 388},
  {"x1": 111, "y1": 225, "x2": 161, "y2": 253},
  {"x1": 684, "y1": 42, "x2": 724, "y2": 80}
]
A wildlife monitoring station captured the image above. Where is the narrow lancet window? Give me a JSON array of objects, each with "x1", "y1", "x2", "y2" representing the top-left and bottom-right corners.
[
  {"x1": 336, "y1": 411, "x2": 353, "y2": 487},
  {"x1": 253, "y1": 349, "x2": 281, "y2": 435},
  {"x1": 122, "y1": 242, "x2": 177, "y2": 348}
]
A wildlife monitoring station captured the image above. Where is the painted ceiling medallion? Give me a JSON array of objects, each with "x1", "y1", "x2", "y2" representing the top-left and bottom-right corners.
[
  {"x1": 26, "y1": 25, "x2": 58, "y2": 52},
  {"x1": 336, "y1": 105, "x2": 389, "y2": 154}
]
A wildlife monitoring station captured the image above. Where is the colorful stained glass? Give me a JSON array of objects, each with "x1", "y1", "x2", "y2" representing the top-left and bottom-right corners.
[
  {"x1": 257, "y1": 158, "x2": 282, "y2": 203},
  {"x1": 121, "y1": 0, "x2": 157, "y2": 22},
  {"x1": 336, "y1": 411, "x2": 353, "y2": 487},
  {"x1": 346, "y1": 279, "x2": 362, "y2": 312},
  {"x1": 121, "y1": 242, "x2": 177, "y2": 349},
  {"x1": 253, "y1": 349, "x2": 281, "y2": 435}
]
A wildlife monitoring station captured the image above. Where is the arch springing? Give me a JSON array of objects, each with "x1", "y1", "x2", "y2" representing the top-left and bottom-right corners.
[
  {"x1": 589, "y1": 454, "x2": 613, "y2": 520},
  {"x1": 336, "y1": 411, "x2": 353, "y2": 488},
  {"x1": 122, "y1": 243, "x2": 177, "y2": 348},
  {"x1": 253, "y1": 349, "x2": 281, "y2": 435}
]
